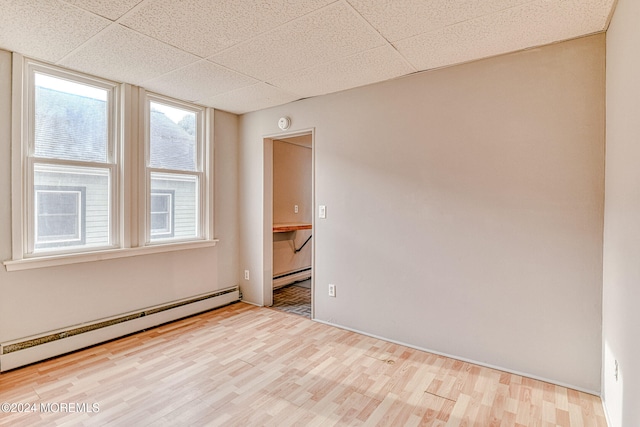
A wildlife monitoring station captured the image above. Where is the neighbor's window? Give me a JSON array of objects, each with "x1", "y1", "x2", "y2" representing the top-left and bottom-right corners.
[
  {"x1": 150, "y1": 190, "x2": 175, "y2": 239},
  {"x1": 25, "y1": 62, "x2": 118, "y2": 255},
  {"x1": 34, "y1": 185, "x2": 86, "y2": 249},
  {"x1": 145, "y1": 95, "x2": 204, "y2": 243}
]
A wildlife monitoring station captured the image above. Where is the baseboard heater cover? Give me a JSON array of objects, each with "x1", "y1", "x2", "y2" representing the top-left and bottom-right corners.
[
  {"x1": 273, "y1": 267, "x2": 311, "y2": 289},
  {"x1": 0, "y1": 286, "x2": 239, "y2": 372}
]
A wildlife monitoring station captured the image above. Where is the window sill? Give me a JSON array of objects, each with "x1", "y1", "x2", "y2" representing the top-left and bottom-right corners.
[{"x1": 3, "y1": 239, "x2": 219, "y2": 272}]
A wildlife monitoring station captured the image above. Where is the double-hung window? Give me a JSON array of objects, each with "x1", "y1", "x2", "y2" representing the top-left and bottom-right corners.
[
  {"x1": 7, "y1": 56, "x2": 215, "y2": 271},
  {"x1": 144, "y1": 94, "x2": 206, "y2": 244},
  {"x1": 20, "y1": 60, "x2": 119, "y2": 256}
]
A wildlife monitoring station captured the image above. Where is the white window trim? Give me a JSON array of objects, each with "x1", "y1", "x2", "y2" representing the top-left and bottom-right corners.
[
  {"x1": 141, "y1": 90, "x2": 214, "y2": 246},
  {"x1": 3, "y1": 240, "x2": 219, "y2": 272},
  {"x1": 6, "y1": 55, "x2": 217, "y2": 272},
  {"x1": 15, "y1": 56, "x2": 121, "y2": 258}
]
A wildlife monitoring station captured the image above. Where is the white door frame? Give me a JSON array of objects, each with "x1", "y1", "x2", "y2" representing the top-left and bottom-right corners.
[{"x1": 262, "y1": 128, "x2": 315, "y2": 317}]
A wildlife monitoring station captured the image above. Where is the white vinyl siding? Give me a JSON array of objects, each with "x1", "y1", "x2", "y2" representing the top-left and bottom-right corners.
[{"x1": 34, "y1": 166, "x2": 110, "y2": 248}]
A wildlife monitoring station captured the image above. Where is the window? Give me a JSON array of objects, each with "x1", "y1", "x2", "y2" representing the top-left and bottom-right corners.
[
  {"x1": 145, "y1": 95, "x2": 205, "y2": 243},
  {"x1": 7, "y1": 55, "x2": 215, "y2": 271},
  {"x1": 150, "y1": 190, "x2": 175, "y2": 239},
  {"x1": 23, "y1": 60, "x2": 118, "y2": 255},
  {"x1": 35, "y1": 185, "x2": 86, "y2": 249}
]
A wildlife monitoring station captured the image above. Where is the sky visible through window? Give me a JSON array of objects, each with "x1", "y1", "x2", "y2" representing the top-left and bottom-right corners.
[
  {"x1": 35, "y1": 73, "x2": 107, "y2": 101},
  {"x1": 151, "y1": 101, "x2": 190, "y2": 124}
]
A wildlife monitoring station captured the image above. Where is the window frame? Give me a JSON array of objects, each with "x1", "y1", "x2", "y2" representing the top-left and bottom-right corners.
[
  {"x1": 5, "y1": 54, "x2": 217, "y2": 272},
  {"x1": 141, "y1": 91, "x2": 210, "y2": 246},
  {"x1": 15, "y1": 57, "x2": 121, "y2": 258}
]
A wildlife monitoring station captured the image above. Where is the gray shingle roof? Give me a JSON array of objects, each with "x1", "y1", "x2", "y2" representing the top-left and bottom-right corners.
[
  {"x1": 35, "y1": 87, "x2": 196, "y2": 171},
  {"x1": 35, "y1": 87, "x2": 108, "y2": 163},
  {"x1": 149, "y1": 110, "x2": 196, "y2": 171}
]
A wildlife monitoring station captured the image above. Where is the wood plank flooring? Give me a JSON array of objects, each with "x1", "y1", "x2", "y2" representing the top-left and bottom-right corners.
[{"x1": 0, "y1": 302, "x2": 607, "y2": 426}]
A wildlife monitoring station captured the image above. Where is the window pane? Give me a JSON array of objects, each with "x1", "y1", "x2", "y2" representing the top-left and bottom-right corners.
[
  {"x1": 151, "y1": 193, "x2": 170, "y2": 212},
  {"x1": 151, "y1": 212, "x2": 170, "y2": 232},
  {"x1": 34, "y1": 73, "x2": 109, "y2": 163},
  {"x1": 36, "y1": 190, "x2": 81, "y2": 242},
  {"x1": 150, "y1": 173, "x2": 198, "y2": 241},
  {"x1": 149, "y1": 101, "x2": 197, "y2": 171},
  {"x1": 150, "y1": 192, "x2": 173, "y2": 237},
  {"x1": 34, "y1": 164, "x2": 110, "y2": 251}
]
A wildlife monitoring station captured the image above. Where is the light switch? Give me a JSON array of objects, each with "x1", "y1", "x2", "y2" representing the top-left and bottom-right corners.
[{"x1": 319, "y1": 205, "x2": 326, "y2": 219}]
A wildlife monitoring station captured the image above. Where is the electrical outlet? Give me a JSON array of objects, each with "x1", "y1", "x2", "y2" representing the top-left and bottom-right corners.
[
  {"x1": 244, "y1": 270, "x2": 250, "y2": 280},
  {"x1": 328, "y1": 284, "x2": 336, "y2": 297},
  {"x1": 614, "y1": 360, "x2": 619, "y2": 382},
  {"x1": 294, "y1": 205, "x2": 299, "y2": 214}
]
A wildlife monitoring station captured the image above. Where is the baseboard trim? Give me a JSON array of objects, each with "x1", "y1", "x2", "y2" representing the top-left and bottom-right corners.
[
  {"x1": 312, "y1": 318, "x2": 600, "y2": 397},
  {"x1": 0, "y1": 287, "x2": 239, "y2": 372}
]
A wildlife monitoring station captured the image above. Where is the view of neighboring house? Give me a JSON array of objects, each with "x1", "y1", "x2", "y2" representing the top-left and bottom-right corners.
[{"x1": 33, "y1": 86, "x2": 199, "y2": 250}]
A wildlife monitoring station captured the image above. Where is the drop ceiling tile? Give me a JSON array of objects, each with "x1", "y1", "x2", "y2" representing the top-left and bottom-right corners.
[
  {"x1": 198, "y1": 83, "x2": 300, "y2": 115},
  {"x1": 120, "y1": 0, "x2": 335, "y2": 58},
  {"x1": 59, "y1": 24, "x2": 199, "y2": 85},
  {"x1": 271, "y1": 45, "x2": 415, "y2": 98},
  {"x1": 143, "y1": 60, "x2": 258, "y2": 102},
  {"x1": 0, "y1": 0, "x2": 110, "y2": 63},
  {"x1": 395, "y1": 0, "x2": 614, "y2": 71},
  {"x1": 210, "y1": 1, "x2": 387, "y2": 82},
  {"x1": 62, "y1": 0, "x2": 144, "y2": 21},
  {"x1": 348, "y1": 0, "x2": 532, "y2": 42}
]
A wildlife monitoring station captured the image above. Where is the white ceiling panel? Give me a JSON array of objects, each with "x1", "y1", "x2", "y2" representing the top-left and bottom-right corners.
[
  {"x1": 120, "y1": 0, "x2": 335, "y2": 58},
  {"x1": 198, "y1": 83, "x2": 300, "y2": 115},
  {"x1": 0, "y1": 0, "x2": 616, "y2": 114},
  {"x1": 210, "y1": 1, "x2": 387, "y2": 82},
  {"x1": 271, "y1": 45, "x2": 415, "y2": 98},
  {"x1": 143, "y1": 60, "x2": 258, "y2": 102},
  {"x1": 347, "y1": 0, "x2": 532, "y2": 42},
  {"x1": 395, "y1": 0, "x2": 614, "y2": 71},
  {"x1": 0, "y1": 0, "x2": 110, "y2": 63},
  {"x1": 59, "y1": 24, "x2": 199, "y2": 86},
  {"x1": 62, "y1": 0, "x2": 144, "y2": 21}
]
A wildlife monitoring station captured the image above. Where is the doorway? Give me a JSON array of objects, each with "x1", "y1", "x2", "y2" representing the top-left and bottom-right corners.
[{"x1": 263, "y1": 130, "x2": 314, "y2": 318}]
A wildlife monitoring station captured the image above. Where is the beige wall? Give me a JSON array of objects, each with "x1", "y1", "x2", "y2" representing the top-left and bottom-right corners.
[
  {"x1": 273, "y1": 138, "x2": 312, "y2": 278},
  {"x1": 0, "y1": 50, "x2": 239, "y2": 344},
  {"x1": 238, "y1": 34, "x2": 605, "y2": 392},
  {"x1": 603, "y1": 0, "x2": 640, "y2": 424}
]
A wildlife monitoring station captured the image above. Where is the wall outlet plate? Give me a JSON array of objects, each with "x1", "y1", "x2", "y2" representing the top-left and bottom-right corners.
[
  {"x1": 244, "y1": 270, "x2": 250, "y2": 280},
  {"x1": 328, "y1": 284, "x2": 336, "y2": 297}
]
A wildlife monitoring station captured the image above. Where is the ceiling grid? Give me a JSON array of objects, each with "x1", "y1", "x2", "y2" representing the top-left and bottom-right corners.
[{"x1": 0, "y1": 0, "x2": 616, "y2": 114}]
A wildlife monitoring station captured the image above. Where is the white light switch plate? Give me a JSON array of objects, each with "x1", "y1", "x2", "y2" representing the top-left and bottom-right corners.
[{"x1": 319, "y1": 205, "x2": 326, "y2": 219}]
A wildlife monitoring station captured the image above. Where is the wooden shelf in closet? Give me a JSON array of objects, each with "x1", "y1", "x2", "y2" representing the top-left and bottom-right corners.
[{"x1": 273, "y1": 223, "x2": 312, "y2": 233}]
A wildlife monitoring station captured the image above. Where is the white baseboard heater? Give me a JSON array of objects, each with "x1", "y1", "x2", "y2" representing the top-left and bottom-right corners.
[
  {"x1": 0, "y1": 286, "x2": 240, "y2": 372},
  {"x1": 273, "y1": 267, "x2": 311, "y2": 289}
]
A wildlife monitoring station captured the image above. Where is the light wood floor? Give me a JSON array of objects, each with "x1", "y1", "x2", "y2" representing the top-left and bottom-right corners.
[{"x1": 0, "y1": 302, "x2": 607, "y2": 426}]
